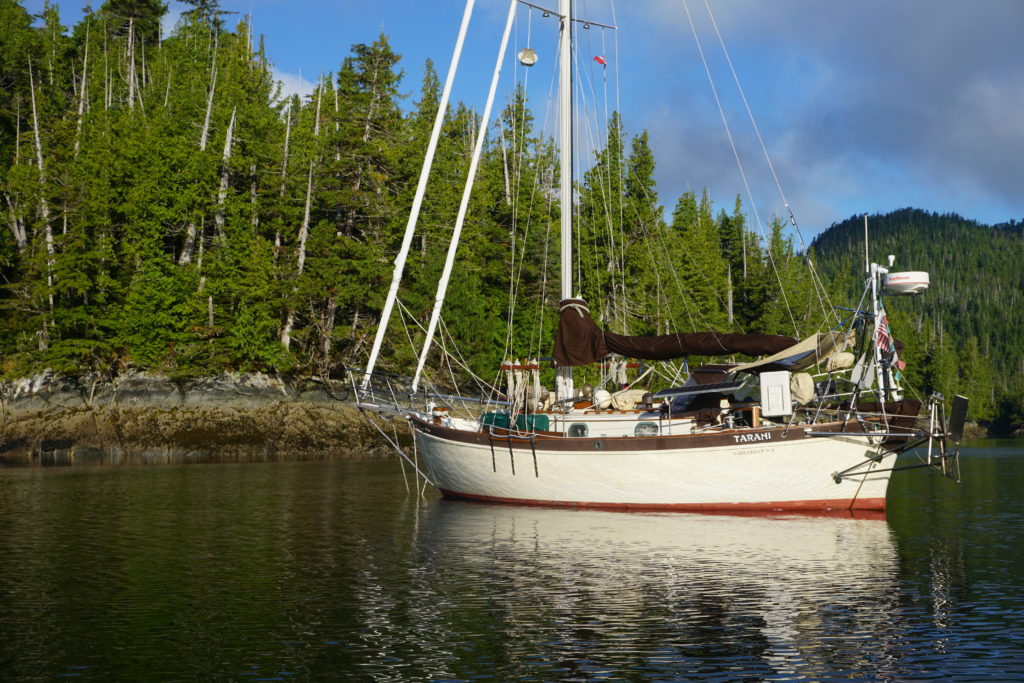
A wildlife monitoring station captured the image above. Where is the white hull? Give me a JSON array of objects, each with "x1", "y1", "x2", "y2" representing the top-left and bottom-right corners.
[{"x1": 412, "y1": 418, "x2": 892, "y2": 512}]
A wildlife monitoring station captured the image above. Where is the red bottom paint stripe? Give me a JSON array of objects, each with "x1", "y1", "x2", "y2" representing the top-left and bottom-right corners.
[{"x1": 438, "y1": 488, "x2": 886, "y2": 519}]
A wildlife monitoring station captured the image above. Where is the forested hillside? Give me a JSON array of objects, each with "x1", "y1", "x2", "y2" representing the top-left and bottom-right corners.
[
  {"x1": 0, "y1": 0, "x2": 817, "y2": 390},
  {"x1": 9, "y1": 4, "x2": 1016, "y2": 430},
  {"x1": 813, "y1": 209, "x2": 1024, "y2": 431}
]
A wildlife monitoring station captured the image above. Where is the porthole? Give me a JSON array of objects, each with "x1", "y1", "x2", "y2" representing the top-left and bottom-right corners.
[
  {"x1": 634, "y1": 421, "x2": 659, "y2": 436},
  {"x1": 568, "y1": 423, "x2": 589, "y2": 438}
]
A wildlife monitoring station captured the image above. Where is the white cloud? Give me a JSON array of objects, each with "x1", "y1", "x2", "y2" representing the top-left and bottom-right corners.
[
  {"x1": 622, "y1": 0, "x2": 1024, "y2": 228},
  {"x1": 273, "y1": 68, "x2": 316, "y2": 102}
]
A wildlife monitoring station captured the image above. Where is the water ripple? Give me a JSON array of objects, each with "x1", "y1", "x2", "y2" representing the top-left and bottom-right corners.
[{"x1": 1, "y1": 448, "x2": 1023, "y2": 680}]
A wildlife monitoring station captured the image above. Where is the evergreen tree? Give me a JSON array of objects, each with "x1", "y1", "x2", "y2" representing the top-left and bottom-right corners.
[
  {"x1": 576, "y1": 111, "x2": 627, "y2": 328},
  {"x1": 668, "y1": 190, "x2": 728, "y2": 332},
  {"x1": 621, "y1": 130, "x2": 665, "y2": 335}
]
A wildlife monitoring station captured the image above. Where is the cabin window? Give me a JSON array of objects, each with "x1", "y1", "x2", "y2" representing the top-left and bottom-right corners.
[
  {"x1": 568, "y1": 423, "x2": 589, "y2": 438},
  {"x1": 634, "y1": 422, "x2": 659, "y2": 436}
]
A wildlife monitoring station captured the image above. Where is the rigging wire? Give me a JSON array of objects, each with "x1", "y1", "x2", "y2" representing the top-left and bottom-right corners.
[
  {"x1": 420, "y1": 0, "x2": 820, "y2": 398},
  {"x1": 502, "y1": 6, "x2": 526, "y2": 378},
  {"x1": 396, "y1": 297, "x2": 499, "y2": 401},
  {"x1": 680, "y1": 0, "x2": 801, "y2": 339},
  {"x1": 701, "y1": 0, "x2": 840, "y2": 330},
  {"x1": 573, "y1": 17, "x2": 626, "y2": 331},
  {"x1": 504, "y1": 4, "x2": 534, "y2": 345},
  {"x1": 569, "y1": 1, "x2": 740, "y2": 341},
  {"x1": 582, "y1": 5, "x2": 627, "y2": 333},
  {"x1": 574, "y1": 37, "x2": 617, "y2": 329},
  {"x1": 504, "y1": 3, "x2": 563, "y2": 387},
  {"x1": 523, "y1": 18, "x2": 562, "y2": 367}
]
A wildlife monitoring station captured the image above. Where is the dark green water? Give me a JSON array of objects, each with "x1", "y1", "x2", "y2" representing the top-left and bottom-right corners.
[{"x1": 1, "y1": 441, "x2": 1022, "y2": 681}]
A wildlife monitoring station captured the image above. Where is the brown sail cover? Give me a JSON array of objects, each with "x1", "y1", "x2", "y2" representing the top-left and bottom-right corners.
[{"x1": 553, "y1": 299, "x2": 798, "y2": 367}]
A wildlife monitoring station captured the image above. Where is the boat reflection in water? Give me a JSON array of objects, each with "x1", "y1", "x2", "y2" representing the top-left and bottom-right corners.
[{"x1": 415, "y1": 501, "x2": 900, "y2": 679}]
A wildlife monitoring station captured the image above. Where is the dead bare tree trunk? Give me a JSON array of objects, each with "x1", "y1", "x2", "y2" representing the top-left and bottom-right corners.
[
  {"x1": 213, "y1": 106, "x2": 236, "y2": 236},
  {"x1": 250, "y1": 162, "x2": 258, "y2": 232},
  {"x1": 179, "y1": 220, "x2": 199, "y2": 265},
  {"x1": 196, "y1": 213, "x2": 206, "y2": 272},
  {"x1": 498, "y1": 121, "x2": 511, "y2": 205},
  {"x1": 139, "y1": 30, "x2": 146, "y2": 88},
  {"x1": 280, "y1": 160, "x2": 315, "y2": 349},
  {"x1": 313, "y1": 74, "x2": 323, "y2": 138},
  {"x1": 28, "y1": 60, "x2": 55, "y2": 347},
  {"x1": 197, "y1": 212, "x2": 207, "y2": 301},
  {"x1": 73, "y1": 19, "x2": 90, "y2": 156},
  {"x1": 343, "y1": 57, "x2": 385, "y2": 236},
  {"x1": 198, "y1": 34, "x2": 218, "y2": 151},
  {"x1": 333, "y1": 80, "x2": 340, "y2": 162},
  {"x1": 3, "y1": 192, "x2": 27, "y2": 249},
  {"x1": 126, "y1": 17, "x2": 135, "y2": 110},
  {"x1": 6, "y1": 99, "x2": 27, "y2": 248},
  {"x1": 320, "y1": 296, "x2": 337, "y2": 370},
  {"x1": 179, "y1": 36, "x2": 219, "y2": 265},
  {"x1": 103, "y1": 26, "x2": 111, "y2": 110},
  {"x1": 274, "y1": 104, "x2": 292, "y2": 257}
]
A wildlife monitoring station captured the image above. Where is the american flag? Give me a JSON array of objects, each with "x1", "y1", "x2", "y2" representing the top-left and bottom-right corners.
[{"x1": 876, "y1": 314, "x2": 893, "y2": 352}]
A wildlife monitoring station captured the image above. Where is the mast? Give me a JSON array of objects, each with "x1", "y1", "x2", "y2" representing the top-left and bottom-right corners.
[
  {"x1": 559, "y1": 0, "x2": 572, "y2": 303},
  {"x1": 869, "y1": 261, "x2": 901, "y2": 402},
  {"x1": 556, "y1": 0, "x2": 575, "y2": 401}
]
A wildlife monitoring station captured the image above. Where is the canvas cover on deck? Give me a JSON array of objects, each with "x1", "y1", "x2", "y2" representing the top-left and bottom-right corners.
[
  {"x1": 729, "y1": 330, "x2": 852, "y2": 373},
  {"x1": 552, "y1": 299, "x2": 798, "y2": 367}
]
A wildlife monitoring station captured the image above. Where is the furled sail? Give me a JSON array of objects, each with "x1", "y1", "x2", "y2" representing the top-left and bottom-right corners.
[{"x1": 553, "y1": 299, "x2": 798, "y2": 367}]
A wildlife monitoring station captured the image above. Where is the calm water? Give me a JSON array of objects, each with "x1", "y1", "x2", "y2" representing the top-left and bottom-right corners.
[{"x1": 1, "y1": 441, "x2": 1023, "y2": 681}]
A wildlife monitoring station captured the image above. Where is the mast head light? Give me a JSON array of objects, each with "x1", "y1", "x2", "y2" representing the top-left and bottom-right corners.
[{"x1": 518, "y1": 48, "x2": 538, "y2": 67}]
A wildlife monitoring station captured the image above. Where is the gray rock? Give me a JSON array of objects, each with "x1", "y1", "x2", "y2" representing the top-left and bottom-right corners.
[{"x1": 0, "y1": 371, "x2": 388, "y2": 466}]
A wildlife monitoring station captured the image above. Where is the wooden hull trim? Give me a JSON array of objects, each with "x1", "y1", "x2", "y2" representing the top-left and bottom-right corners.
[{"x1": 413, "y1": 415, "x2": 869, "y2": 452}]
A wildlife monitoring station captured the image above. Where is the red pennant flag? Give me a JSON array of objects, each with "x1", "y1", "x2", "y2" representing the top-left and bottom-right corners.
[{"x1": 593, "y1": 55, "x2": 607, "y2": 66}]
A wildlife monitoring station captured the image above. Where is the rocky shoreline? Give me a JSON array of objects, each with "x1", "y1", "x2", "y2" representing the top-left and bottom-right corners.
[
  {"x1": 0, "y1": 372, "x2": 402, "y2": 466},
  {"x1": 0, "y1": 371, "x2": 994, "y2": 467}
]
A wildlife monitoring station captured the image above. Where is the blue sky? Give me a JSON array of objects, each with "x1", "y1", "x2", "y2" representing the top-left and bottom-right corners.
[{"x1": 27, "y1": 0, "x2": 1024, "y2": 238}]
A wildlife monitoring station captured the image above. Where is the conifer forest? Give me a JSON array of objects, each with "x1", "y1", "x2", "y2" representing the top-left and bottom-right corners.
[{"x1": 1, "y1": 1, "x2": 1021, "y2": 432}]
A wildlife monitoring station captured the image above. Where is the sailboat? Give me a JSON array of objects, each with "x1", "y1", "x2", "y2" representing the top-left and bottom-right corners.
[{"x1": 354, "y1": 0, "x2": 967, "y2": 513}]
